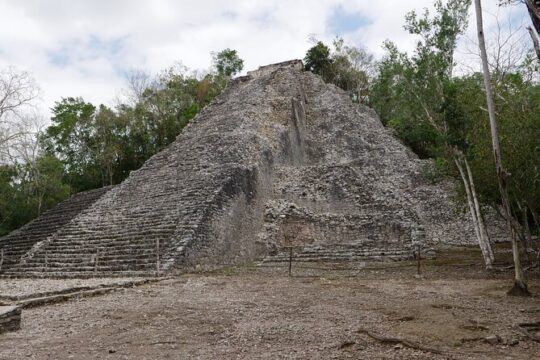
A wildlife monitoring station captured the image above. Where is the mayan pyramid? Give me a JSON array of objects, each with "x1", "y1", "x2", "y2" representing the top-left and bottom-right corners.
[{"x1": 0, "y1": 60, "x2": 487, "y2": 277}]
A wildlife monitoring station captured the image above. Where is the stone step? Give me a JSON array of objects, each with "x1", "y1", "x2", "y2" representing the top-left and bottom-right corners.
[
  {"x1": 1, "y1": 270, "x2": 156, "y2": 279},
  {"x1": 22, "y1": 256, "x2": 158, "y2": 267},
  {"x1": 2, "y1": 248, "x2": 34, "y2": 256},
  {"x1": 0, "y1": 186, "x2": 114, "y2": 272},
  {"x1": 9, "y1": 262, "x2": 157, "y2": 272},
  {"x1": 49, "y1": 230, "x2": 177, "y2": 239},
  {"x1": 43, "y1": 240, "x2": 165, "y2": 247},
  {"x1": 28, "y1": 252, "x2": 158, "y2": 261},
  {"x1": 36, "y1": 246, "x2": 164, "y2": 256},
  {"x1": 263, "y1": 246, "x2": 436, "y2": 263},
  {"x1": 43, "y1": 240, "x2": 171, "y2": 248}
]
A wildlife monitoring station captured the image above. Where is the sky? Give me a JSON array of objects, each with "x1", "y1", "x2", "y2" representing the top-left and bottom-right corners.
[{"x1": 0, "y1": 0, "x2": 531, "y2": 118}]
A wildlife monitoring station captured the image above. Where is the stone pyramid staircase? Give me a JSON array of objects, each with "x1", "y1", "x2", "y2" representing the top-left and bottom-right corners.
[
  {"x1": 0, "y1": 60, "x2": 480, "y2": 277},
  {"x1": 0, "y1": 187, "x2": 113, "y2": 274},
  {"x1": 3, "y1": 163, "x2": 256, "y2": 278}
]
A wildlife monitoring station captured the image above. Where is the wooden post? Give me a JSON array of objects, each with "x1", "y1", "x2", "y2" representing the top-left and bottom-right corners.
[
  {"x1": 45, "y1": 251, "x2": 48, "y2": 270},
  {"x1": 94, "y1": 251, "x2": 99, "y2": 275},
  {"x1": 156, "y1": 238, "x2": 160, "y2": 276},
  {"x1": 417, "y1": 243, "x2": 421, "y2": 276},
  {"x1": 0, "y1": 248, "x2": 4, "y2": 272},
  {"x1": 288, "y1": 247, "x2": 293, "y2": 277}
]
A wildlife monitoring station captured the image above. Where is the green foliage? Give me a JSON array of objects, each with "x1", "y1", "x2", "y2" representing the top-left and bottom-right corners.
[
  {"x1": 404, "y1": 0, "x2": 471, "y2": 76},
  {"x1": 388, "y1": 114, "x2": 443, "y2": 159},
  {"x1": 370, "y1": 0, "x2": 471, "y2": 158},
  {"x1": 0, "y1": 165, "x2": 18, "y2": 235},
  {"x1": 42, "y1": 97, "x2": 101, "y2": 191},
  {"x1": 371, "y1": 0, "x2": 540, "y2": 230},
  {"x1": 304, "y1": 38, "x2": 374, "y2": 103},
  {"x1": 213, "y1": 48, "x2": 244, "y2": 77},
  {"x1": 40, "y1": 56, "x2": 232, "y2": 195},
  {"x1": 421, "y1": 157, "x2": 452, "y2": 185},
  {"x1": 466, "y1": 74, "x2": 540, "y2": 216},
  {"x1": 304, "y1": 41, "x2": 332, "y2": 78},
  {"x1": 0, "y1": 155, "x2": 69, "y2": 236}
]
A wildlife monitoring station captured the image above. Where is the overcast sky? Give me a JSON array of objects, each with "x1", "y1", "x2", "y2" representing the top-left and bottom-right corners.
[{"x1": 0, "y1": 0, "x2": 530, "y2": 117}]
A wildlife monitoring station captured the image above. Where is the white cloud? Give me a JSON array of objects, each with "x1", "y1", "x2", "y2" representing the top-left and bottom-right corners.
[{"x1": 0, "y1": 0, "x2": 531, "y2": 118}]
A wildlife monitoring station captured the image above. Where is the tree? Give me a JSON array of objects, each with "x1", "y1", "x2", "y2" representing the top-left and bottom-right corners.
[
  {"x1": 474, "y1": 0, "x2": 529, "y2": 295},
  {"x1": 0, "y1": 68, "x2": 67, "y2": 229},
  {"x1": 406, "y1": 0, "x2": 495, "y2": 268},
  {"x1": 42, "y1": 97, "x2": 101, "y2": 192},
  {"x1": 371, "y1": 0, "x2": 497, "y2": 267},
  {"x1": 304, "y1": 41, "x2": 333, "y2": 80},
  {"x1": 0, "y1": 68, "x2": 40, "y2": 163},
  {"x1": 305, "y1": 39, "x2": 374, "y2": 103},
  {"x1": 93, "y1": 105, "x2": 122, "y2": 186},
  {"x1": 456, "y1": 6, "x2": 539, "y2": 258},
  {"x1": 23, "y1": 154, "x2": 70, "y2": 217},
  {"x1": 121, "y1": 69, "x2": 151, "y2": 106},
  {"x1": 43, "y1": 98, "x2": 137, "y2": 190},
  {"x1": 0, "y1": 67, "x2": 39, "y2": 123},
  {"x1": 0, "y1": 164, "x2": 18, "y2": 235},
  {"x1": 500, "y1": 0, "x2": 540, "y2": 61},
  {"x1": 330, "y1": 38, "x2": 374, "y2": 103},
  {"x1": 212, "y1": 48, "x2": 244, "y2": 77},
  {"x1": 0, "y1": 154, "x2": 69, "y2": 235},
  {"x1": 41, "y1": 55, "x2": 231, "y2": 195}
]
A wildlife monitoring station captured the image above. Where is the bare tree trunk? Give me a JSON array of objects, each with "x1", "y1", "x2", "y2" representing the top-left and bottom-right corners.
[
  {"x1": 37, "y1": 194, "x2": 43, "y2": 216},
  {"x1": 35, "y1": 166, "x2": 43, "y2": 216},
  {"x1": 529, "y1": 206, "x2": 540, "y2": 267},
  {"x1": 465, "y1": 157, "x2": 494, "y2": 264},
  {"x1": 518, "y1": 202, "x2": 533, "y2": 252},
  {"x1": 525, "y1": 0, "x2": 540, "y2": 35},
  {"x1": 530, "y1": 206, "x2": 540, "y2": 230},
  {"x1": 455, "y1": 158, "x2": 482, "y2": 257},
  {"x1": 454, "y1": 156, "x2": 493, "y2": 267},
  {"x1": 108, "y1": 163, "x2": 113, "y2": 186},
  {"x1": 474, "y1": 0, "x2": 529, "y2": 295},
  {"x1": 527, "y1": 26, "x2": 540, "y2": 62}
]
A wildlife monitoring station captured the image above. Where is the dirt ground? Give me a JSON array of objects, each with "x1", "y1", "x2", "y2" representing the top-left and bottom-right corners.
[
  {"x1": 1, "y1": 246, "x2": 540, "y2": 360},
  {"x1": 0, "y1": 278, "x2": 146, "y2": 300}
]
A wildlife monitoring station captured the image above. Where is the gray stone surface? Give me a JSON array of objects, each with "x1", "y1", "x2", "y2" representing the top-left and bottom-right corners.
[
  {"x1": 0, "y1": 186, "x2": 114, "y2": 272},
  {"x1": 0, "y1": 60, "x2": 505, "y2": 277},
  {"x1": 0, "y1": 306, "x2": 21, "y2": 333}
]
